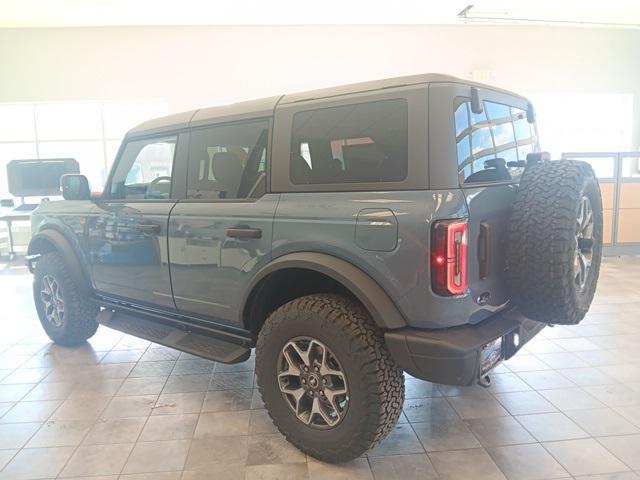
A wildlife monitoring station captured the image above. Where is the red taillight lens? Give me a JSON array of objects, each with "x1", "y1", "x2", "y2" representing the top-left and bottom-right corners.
[{"x1": 431, "y1": 219, "x2": 468, "y2": 296}]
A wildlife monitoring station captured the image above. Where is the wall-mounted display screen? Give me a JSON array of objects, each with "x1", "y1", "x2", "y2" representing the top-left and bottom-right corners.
[{"x1": 7, "y1": 158, "x2": 79, "y2": 197}]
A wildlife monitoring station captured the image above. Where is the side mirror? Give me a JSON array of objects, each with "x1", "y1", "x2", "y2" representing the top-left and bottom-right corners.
[
  {"x1": 526, "y1": 101, "x2": 536, "y2": 123},
  {"x1": 470, "y1": 87, "x2": 484, "y2": 114},
  {"x1": 60, "y1": 174, "x2": 91, "y2": 200}
]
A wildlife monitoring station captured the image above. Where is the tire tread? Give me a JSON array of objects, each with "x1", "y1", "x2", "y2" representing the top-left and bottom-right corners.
[{"x1": 255, "y1": 293, "x2": 404, "y2": 463}]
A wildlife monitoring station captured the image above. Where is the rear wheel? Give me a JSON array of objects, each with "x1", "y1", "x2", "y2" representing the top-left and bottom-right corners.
[
  {"x1": 255, "y1": 294, "x2": 404, "y2": 463},
  {"x1": 33, "y1": 252, "x2": 99, "y2": 345},
  {"x1": 507, "y1": 160, "x2": 603, "y2": 325}
]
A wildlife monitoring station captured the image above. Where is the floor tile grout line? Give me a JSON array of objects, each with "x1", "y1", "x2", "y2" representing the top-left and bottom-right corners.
[
  {"x1": 592, "y1": 434, "x2": 640, "y2": 473},
  {"x1": 539, "y1": 438, "x2": 633, "y2": 478},
  {"x1": 113, "y1": 344, "x2": 205, "y2": 477},
  {"x1": 50, "y1": 331, "x2": 150, "y2": 478}
]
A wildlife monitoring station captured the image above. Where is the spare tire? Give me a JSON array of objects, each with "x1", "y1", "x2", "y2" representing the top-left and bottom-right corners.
[{"x1": 506, "y1": 160, "x2": 603, "y2": 325}]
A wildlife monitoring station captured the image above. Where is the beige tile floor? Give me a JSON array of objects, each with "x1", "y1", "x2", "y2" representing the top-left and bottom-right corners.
[{"x1": 0, "y1": 256, "x2": 639, "y2": 479}]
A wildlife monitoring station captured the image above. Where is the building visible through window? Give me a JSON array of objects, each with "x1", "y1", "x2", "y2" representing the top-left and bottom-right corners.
[{"x1": 454, "y1": 99, "x2": 538, "y2": 184}]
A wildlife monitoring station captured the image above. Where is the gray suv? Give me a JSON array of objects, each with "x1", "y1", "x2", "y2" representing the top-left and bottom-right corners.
[{"x1": 27, "y1": 73, "x2": 603, "y2": 462}]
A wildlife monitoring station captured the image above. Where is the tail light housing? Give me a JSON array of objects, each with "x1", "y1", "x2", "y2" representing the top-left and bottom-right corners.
[{"x1": 431, "y1": 219, "x2": 468, "y2": 296}]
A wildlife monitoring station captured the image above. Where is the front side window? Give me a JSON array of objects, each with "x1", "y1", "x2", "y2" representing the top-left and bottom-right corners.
[
  {"x1": 110, "y1": 135, "x2": 177, "y2": 199},
  {"x1": 290, "y1": 99, "x2": 408, "y2": 185},
  {"x1": 187, "y1": 120, "x2": 268, "y2": 200},
  {"x1": 454, "y1": 99, "x2": 538, "y2": 185}
]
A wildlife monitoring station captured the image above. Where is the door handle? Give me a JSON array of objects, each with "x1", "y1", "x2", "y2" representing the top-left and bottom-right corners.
[
  {"x1": 136, "y1": 224, "x2": 161, "y2": 234},
  {"x1": 226, "y1": 227, "x2": 262, "y2": 239}
]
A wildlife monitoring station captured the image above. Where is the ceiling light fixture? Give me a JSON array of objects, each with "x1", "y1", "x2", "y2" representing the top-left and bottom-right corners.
[{"x1": 457, "y1": 4, "x2": 640, "y2": 29}]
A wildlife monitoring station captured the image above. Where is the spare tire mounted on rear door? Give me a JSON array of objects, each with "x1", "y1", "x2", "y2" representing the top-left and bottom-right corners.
[{"x1": 507, "y1": 160, "x2": 603, "y2": 325}]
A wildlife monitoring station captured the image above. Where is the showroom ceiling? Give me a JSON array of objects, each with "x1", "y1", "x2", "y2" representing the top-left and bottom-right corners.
[{"x1": 1, "y1": 0, "x2": 639, "y2": 28}]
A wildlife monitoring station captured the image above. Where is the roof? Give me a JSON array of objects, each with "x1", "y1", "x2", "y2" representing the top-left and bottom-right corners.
[
  {"x1": 128, "y1": 96, "x2": 282, "y2": 136},
  {"x1": 127, "y1": 73, "x2": 527, "y2": 136}
]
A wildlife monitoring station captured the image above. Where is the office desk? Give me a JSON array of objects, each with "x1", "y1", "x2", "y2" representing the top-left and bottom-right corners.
[{"x1": 0, "y1": 213, "x2": 31, "y2": 259}]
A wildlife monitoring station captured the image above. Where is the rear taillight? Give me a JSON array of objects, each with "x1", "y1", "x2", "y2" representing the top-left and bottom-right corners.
[{"x1": 431, "y1": 219, "x2": 468, "y2": 296}]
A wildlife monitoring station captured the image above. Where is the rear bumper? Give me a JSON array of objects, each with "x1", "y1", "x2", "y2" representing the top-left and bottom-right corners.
[{"x1": 385, "y1": 308, "x2": 545, "y2": 386}]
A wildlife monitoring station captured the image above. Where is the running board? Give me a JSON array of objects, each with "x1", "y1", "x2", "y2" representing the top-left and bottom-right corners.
[{"x1": 97, "y1": 309, "x2": 251, "y2": 364}]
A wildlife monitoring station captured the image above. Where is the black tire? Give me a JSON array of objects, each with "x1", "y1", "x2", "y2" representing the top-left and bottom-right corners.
[
  {"x1": 507, "y1": 160, "x2": 603, "y2": 325},
  {"x1": 33, "y1": 252, "x2": 99, "y2": 345},
  {"x1": 255, "y1": 294, "x2": 404, "y2": 463}
]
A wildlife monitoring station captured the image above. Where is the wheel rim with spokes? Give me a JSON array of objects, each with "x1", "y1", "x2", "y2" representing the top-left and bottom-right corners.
[
  {"x1": 574, "y1": 195, "x2": 594, "y2": 290},
  {"x1": 40, "y1": 274, "x2": 65, "y2": 327},
  {"x1": 277, "y1": 336, "x2": 349, "y2": 429}
]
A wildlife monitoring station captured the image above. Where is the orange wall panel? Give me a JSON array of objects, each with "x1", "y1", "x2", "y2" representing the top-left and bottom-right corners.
[
  {"x1": 603, "y1": 209, "x2": 613, "y2": 244},
  {"x1": 599, "y1": 183, "x2": 615, "y2": 210},
  {"x1": 617, "y1": 209, "x2": 640, "y2": 243},
  {"x1": 620, "y1": 184, "x2": 640, "y2": 209}
]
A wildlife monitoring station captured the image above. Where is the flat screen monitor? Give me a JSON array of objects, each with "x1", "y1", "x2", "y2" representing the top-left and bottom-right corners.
[{"x1": 7, "y1": 158, "x2": 80, "y2": 197}]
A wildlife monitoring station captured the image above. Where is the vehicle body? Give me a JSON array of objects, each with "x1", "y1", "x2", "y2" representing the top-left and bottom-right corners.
[{"x1": 27, "y1": 73, "x2": 602, "y2": 462}]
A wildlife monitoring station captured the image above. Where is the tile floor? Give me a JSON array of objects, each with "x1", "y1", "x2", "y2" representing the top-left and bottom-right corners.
[{"x1": 0, "y1": 256, "x2": 639, "y2": 479}]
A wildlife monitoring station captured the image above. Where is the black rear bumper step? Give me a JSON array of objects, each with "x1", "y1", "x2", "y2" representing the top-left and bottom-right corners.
[
  {"x1": 385, "y1": 308, "x2": 545, "y2": 386},
  {"x1": 97, "y1": 309, "x2": 251, "y2": 364}
]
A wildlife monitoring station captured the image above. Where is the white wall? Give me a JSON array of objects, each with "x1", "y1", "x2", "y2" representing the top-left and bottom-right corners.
[{"x1": 1, "y1": 25, "x2": 639, "y2": 149}]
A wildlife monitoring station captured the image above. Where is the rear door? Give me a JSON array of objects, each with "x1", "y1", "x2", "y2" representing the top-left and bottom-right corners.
[
  {"x1": 450, "y1": 85, "x2": 539, "y2": 308},
  {"x1": 167, "y1": 119, "x2": 278, "y2": 327}
]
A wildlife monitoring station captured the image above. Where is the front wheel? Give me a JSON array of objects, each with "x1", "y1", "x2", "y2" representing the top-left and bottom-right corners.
[
  {"x1": 255, "y1": 294, "x2": 404, "y2": 463},
  {"x1": 33, "y1": 252, "x2": 99, "y2": 346}
]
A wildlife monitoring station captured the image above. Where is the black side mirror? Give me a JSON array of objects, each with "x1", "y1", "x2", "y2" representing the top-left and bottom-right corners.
[
  {"x1": 471, "y1": 87, "x2": 484, "y2": 114},
  {"x1": 526, "y1": 101, "x2": 536, "y2": 123},
  {"x1": 60, "y1": 174, "x2": 91, "y2": 200}
]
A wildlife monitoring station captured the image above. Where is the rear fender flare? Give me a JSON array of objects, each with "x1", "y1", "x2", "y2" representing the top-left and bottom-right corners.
[{"x1": 242, "y1": 252, "x2": 407, "y2": 329}]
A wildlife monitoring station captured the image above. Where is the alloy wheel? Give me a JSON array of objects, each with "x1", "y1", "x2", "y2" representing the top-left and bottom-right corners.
[
  {"x1": 40, "y1": 274, "x2": 65, "y2": 327},
  {"x1": 574, "y1": 195, "x2": 594, "y2": 290},
  {"x1": 277, "y1": 336, "x2": 349, "y2": 429}
]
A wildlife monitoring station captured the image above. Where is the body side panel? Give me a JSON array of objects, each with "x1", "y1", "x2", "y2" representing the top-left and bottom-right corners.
[
  {"x1": 271, "y1": 190, "x2": 499, "y2": 329},
  {"x1": 168, "y1": 194, "x2": 280, "y2": 326},
  {"x1": 87, "y1": 200, "x2": 177, "y2": 308}
]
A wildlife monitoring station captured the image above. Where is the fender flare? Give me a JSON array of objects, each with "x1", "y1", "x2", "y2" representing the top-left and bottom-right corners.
[
  {"x1": 28, "y1": 229, "x2": 91, "y2": 292},
  {"x1": 242, "y1": 252, "x2": 407, "y2": 329}
]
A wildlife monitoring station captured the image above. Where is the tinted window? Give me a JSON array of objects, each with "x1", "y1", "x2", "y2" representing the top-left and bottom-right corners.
[
  {"x1": 110, "y1": 135, "x2": 176, "y2": 199},
  {"x1": 454, "y1": 99, "x2": 538, "y2": 184},
  {"x1": 187, "y1": 120, "x2": 268, "y2": 199},
  {"x1": 290, "y1": 99, "x2": 408, "y2": 185}
]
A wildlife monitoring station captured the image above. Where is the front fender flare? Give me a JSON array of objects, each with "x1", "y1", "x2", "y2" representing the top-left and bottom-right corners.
[
  {"x1": 28, "y1": 229, "x2": 91, "y2": 292},
  {"x1": 243, "y1": 252, "x2": 407, "y2": 329}
]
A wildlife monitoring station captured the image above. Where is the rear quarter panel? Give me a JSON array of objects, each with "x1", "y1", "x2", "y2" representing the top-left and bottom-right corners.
[{"x1": 272, "y1": 190, "x2": 486, "y2": 328}]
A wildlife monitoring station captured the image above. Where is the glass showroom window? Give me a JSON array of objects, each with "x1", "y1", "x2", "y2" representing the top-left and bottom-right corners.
[{"x1": 0, "y1": 100, "x2": 167, "y2": 199}]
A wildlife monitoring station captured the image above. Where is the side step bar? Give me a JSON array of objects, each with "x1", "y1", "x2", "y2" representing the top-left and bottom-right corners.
[{"x1": 97, "y1": 309, "x2": 251, "y2": 364}]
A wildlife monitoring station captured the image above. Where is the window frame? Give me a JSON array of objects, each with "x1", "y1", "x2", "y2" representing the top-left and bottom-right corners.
[
  {"x1": 181, "y1": 117, "x2": 273, "y2": 203},
  {"x1": 270, "y1": 85, "x2": 428, "y2": 193},
  {"x1": 102, "y1": 130, "x2": 187, "y2": 202}
]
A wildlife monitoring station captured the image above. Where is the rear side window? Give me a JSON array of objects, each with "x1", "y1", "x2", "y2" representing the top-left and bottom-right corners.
[
  {"x1": 454, "y1": 99, "x2": 537, "y2": 185},
  {"x1": 187, "y1": 120, "x2": 268, "y2": 200},
  {"x1": 290, "y1": 99, "x2": 408, "y2": 185}
]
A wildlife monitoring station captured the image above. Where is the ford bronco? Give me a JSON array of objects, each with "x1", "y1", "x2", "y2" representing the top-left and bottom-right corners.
[{"x1": 27, "y1": 74, "x2": 603, "y2": 462}]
